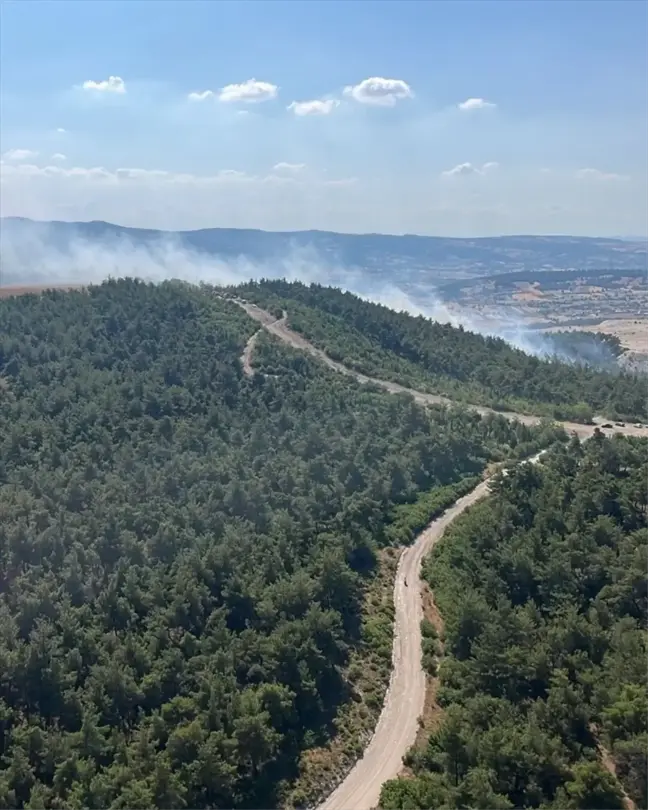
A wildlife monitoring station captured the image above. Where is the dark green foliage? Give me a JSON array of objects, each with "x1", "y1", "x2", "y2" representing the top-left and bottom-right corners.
[
  {"x1": 236, "y1": 280, "x2": 648, "y2": 421},
  {"x1": 381, "y1": 435, "x2": 648, "y2": 809},
  {"x1": 385, "y1": 477, "x2": 481, "y2": 546},
  {"x1": 0, "y1": 279, "x2": 546, "y2": 809},
  {"x1": 544, "y1": 330, "x2": 625, "y2": 369}
]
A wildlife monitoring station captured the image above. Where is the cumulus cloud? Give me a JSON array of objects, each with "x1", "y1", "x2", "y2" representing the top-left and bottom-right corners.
[
  {"x1": 442, "y1": 163, "x2": 478, "y2": 177},
  {"x1": 458, "y1": 97, "x2": 496, "y2": 111},
  {"x1": 3, "y1": 149, "x2": 39, "y2": 161},
  {"x1": 343, "y1": 77, "x2": 413, "y2": 107},
  {"x1": 576, "y1": 168, "x2": 628, "y2": 181},
  {"x1": 82, "y1": 76, "x2": 126, "y2": 93},
  {"x1": 287, "y1": 98, "x2": 340, "y2": 116},
  {"x1": 188, "y1": 90, "x2": 215, "y2": 102},
  {"x1": 441, "y1": 161, "x2": 499, "y2": 178},
  {"x1": 51, "y1": 153, "x2": 67, "y2": 162},
  {"x1": 273, "y1": 162, "x2": 306, "y2": 172},
  {"x1": 218, "y1": 78, "x2": 278, "y2": 103}
]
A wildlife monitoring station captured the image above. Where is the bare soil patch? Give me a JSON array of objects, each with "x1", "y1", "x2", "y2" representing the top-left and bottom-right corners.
[
  {"x1": 413, "y1": 582, "x2": 445, "y2": 749},
  {"x1": 0, "y1": 284, "x2": 84, "y2": 299}
]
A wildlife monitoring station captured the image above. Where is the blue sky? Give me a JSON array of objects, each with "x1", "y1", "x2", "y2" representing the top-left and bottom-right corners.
[{"x1": 1, "y1": 0, "x2": 646, "y2": 235}]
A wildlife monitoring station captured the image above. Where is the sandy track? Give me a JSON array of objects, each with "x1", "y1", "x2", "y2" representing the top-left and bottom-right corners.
[
  {"x1": 592, "y1": 728, "x2": 636, "y2": 810},
  {"x1": 233, "y1": 298, "x2": 648, "y2": 809},
  {"x1": 238, "y1": 309, "x2": 288, "y2": 377},
  {"x1": 319, "y1": 476, "x2": 497, "y2": 810},
  {"x1": 235, "y1": 299, "x2": 648, "y2": 441},
  {"x1": 240, "y1": 331, "x2": 260, "y2": 377}
]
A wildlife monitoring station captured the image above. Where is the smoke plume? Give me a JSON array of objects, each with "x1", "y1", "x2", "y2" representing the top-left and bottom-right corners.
[{"x1": 0, "y1": 218, "x2": 624, "y2": 368}]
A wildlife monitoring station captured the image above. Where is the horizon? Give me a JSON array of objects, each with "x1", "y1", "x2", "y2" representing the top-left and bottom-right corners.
[
  {"x1": 2, "y1": 215, "x2": 647, "y2": 243},
  {"x1": 1, "y1": 0, "x2": 646, "y2": 237}
]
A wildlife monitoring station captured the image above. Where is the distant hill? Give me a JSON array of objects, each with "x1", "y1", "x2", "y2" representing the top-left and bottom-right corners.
[
  {"x1": 438, "y1": 266, "x2": 648, "y2": 301},
  {"x1": 1, "y1": 217, "x2": 646, "y2": 288}
]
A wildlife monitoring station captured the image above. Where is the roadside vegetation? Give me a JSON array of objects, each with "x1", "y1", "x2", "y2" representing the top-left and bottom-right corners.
[{"x1": 381, "y1": 434, "x2": 648, "y2": 810}]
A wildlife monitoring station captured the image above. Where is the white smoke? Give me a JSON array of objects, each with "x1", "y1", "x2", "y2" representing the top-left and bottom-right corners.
[{"x1": 0, "y1": 219, "x2": 618, "y2": 364}]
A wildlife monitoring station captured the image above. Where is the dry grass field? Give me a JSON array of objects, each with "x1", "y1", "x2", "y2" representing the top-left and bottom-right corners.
[
  {"x1": 541, "y1": 318, "x2": 648, "y2": 355},
  {"x1": 0, "y1": 284, "x2": 85, "y2": 298}
]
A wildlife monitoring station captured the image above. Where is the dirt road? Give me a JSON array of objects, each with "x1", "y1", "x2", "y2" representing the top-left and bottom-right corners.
[
  {"x1": 236, "y1": 299, "x2": 648, "y2": 441},
  {"x1": 233, "y1": 298, "x2": 648, "y2": 809},
  {"x1": 592, "y1": 728, "x2": 636, "y2": 810},
  {"x1": 240, "y1": 330, "x2": 260, "y2": 377},
  {"x1": 318, "y1": 477, "x2": 496, "y2": 810},
  {"x1": 238, "y1": 308, "x2": 288, "y2": 377}
]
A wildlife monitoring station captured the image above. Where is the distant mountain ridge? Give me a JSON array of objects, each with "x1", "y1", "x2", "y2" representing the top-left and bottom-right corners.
[{"x1": 1, "y1": 216, "x2": 646, "y2": 288}]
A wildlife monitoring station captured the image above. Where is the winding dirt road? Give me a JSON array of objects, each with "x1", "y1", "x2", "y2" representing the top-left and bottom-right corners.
[
  {"x1": 232, "y1": 297, "x2": 648, "y2": 809},
  {"x1": 236, "y1": 299, "x2": 648, "y2": 441},
  {"x1": 319, "y1": 475, "x2": 500, "y2": 810},
  {"x1": 240, "y1": 331, "x2": 259, "y2": 377}
]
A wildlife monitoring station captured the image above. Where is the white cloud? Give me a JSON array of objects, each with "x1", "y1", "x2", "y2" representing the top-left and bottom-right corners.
[
  {"x1": 51, "y1": 153, "x2": 67, "y2": 162},
  {"x1": 56, "y1": 128, "x2": 66, "y2": 133},
  {"x1": 0, "y1": 160, "x2": 358, "y2": 197},
  {"x1": 3, "y1": 149, "x2": 39, "y2": 161},
  {"x1": 441, "y1": 161, "x2": 498, "y2": 177},
  {"x1": 0, "y1": 159, "x2": 362, "y2": 232},
  {"x1": 2, "y1": 157, "x2": 643, "y2": 236},
  {"x1": 82, "y1": 76, "x2": 126, "y2": 93},
  {"x1": 273, "y1": 162, "x2": 306, "y2": 172},
  {"x1": 458, "y1": 97, "x2": 496, "y2": 111},
  {"x1": 0, "y1": 161, "x2": 306, "y2": 187},
  {"x1": 188, "y1": 90, "x2": 215, "y2": 102},
  {"x1": 218, "y1": 78, "x2": 278, "y2": 103},
  {"x1": 576, "y1": 167, "x2": 628, "y2": 181},
  {"x1": 287, "y1": 98, "x2": 340, "y2": 116},
  {"x1": 343, "y1": 77, "x2": 413, "y2": 107},
  {"x1": 442, "y1": 162, "x2": 478, "y2": 177}
]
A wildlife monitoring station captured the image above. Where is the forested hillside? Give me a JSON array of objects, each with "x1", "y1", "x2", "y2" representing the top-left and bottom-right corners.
[
  {"x1": 0, "y1": 279, "x2": 553, "y2": 809},
  {"x1": 236, "y1": 280, "x2": 648, "y2": 422},
  {"x1": 381, "y1": 434, "x2": 648, "y2": 810}
]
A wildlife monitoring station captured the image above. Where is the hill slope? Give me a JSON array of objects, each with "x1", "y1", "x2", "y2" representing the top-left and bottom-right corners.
[
  {"x1": 236, "y1": 280, "x2": 648, "y2": 422},
  {"x1": 381, "y1": 434, "x2": 648, "y2": 810},
  {"x1": 0, "y1": 279, "x2": 551, "y2": 809}
]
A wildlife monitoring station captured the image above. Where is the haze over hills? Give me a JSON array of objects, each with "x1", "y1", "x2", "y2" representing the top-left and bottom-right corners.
[{"x1": 1, "y1": 217, "x2": 646, "y2": 291}]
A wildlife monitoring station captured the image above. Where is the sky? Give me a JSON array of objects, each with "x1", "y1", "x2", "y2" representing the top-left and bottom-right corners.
[{"x1": 1, "y1": 0, "x2": 647, "y2": 236}]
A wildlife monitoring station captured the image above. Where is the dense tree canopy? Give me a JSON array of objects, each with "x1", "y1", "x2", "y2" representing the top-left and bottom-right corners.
[
  {"x1": 381, "y1": 434, "x2": 648, "y2": 810},
  {"x1": 543, "y1": 330, "x2": 625, "y2": 370},
  {"x1": 0, "y1": 279, "x2": 554, "y2": 809},
  {"x1": 236, "y1": 280, "x2": 648, "y2": 421}
]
